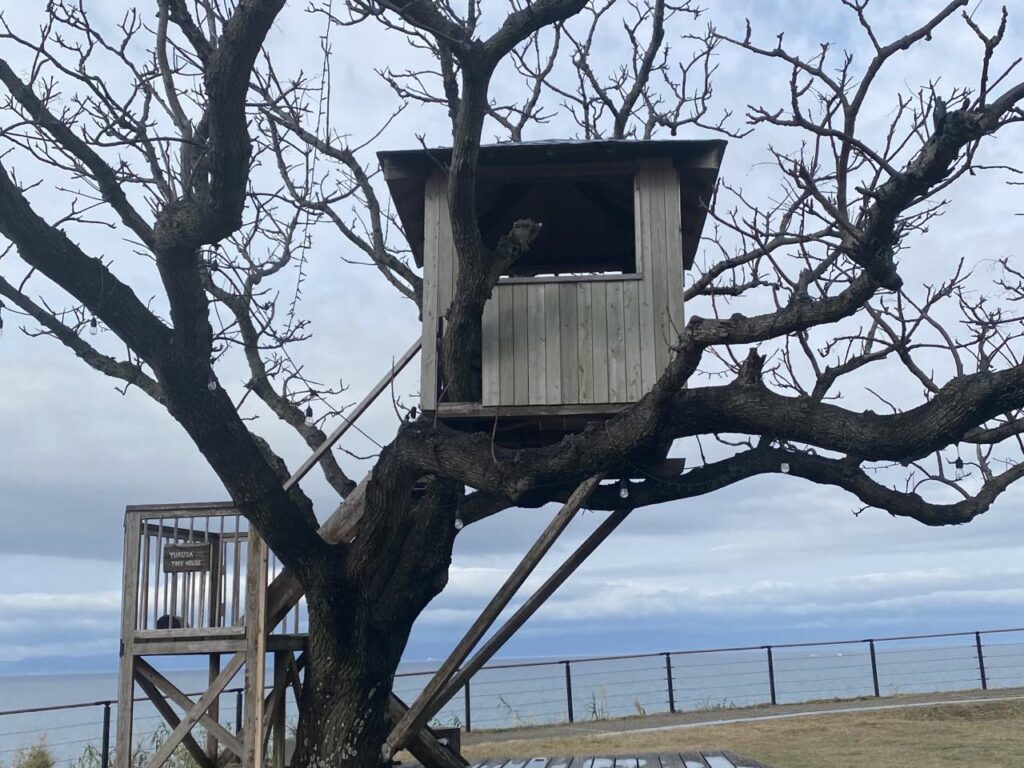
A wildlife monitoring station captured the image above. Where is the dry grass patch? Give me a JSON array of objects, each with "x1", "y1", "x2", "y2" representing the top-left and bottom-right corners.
[{"x1": 461, "y1": 699, "x2": 1024, "y2": 768}]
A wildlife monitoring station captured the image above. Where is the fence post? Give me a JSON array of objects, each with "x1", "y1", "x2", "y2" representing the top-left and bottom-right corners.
[
  {"x1": 975, "y1": 632, "x2": 988, "y2": 690},
  {"x1": 463, "y1": 680, "x2": 472, "y2": 733},
  {"x1": 235, "y1": 688, "x2": 243, "y2": 734},
  {"x1": 563, "y1": 662, "x2": 574, "y2": 723},
  {"x1": 664, "y1": 653, "x2": 676, "y2": 713},
  {"x1": 101, "y1": 701, "x2": 111, "y2": 768},
  {"x1": 868, "y1": 640, "x2": 880, "y2": 697},
  {"x1": 765, "y1": 646, "x2": 777, "y2": 705}
]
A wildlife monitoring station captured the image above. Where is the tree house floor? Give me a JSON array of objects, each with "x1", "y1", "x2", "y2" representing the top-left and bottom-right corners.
[{"x1": 432, "y1": 402, "x2": 629, "y2": 448}]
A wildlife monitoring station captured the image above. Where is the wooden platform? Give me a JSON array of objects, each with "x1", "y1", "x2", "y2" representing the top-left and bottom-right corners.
[{"x1": 460, "y1": 755, "x2": 772, "y2": 768}]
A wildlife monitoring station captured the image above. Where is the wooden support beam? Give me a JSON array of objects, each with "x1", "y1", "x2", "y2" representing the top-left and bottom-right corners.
[
  {"x1": 134, "y1": 669, "x2": 214, "y2": 768},
  {"x1": 435, "y1": 507, "x2": 632, "y2": 708},
  {"x1": 388, "y1": 696, "x2": 467, "y2": 768},
  {"x1": 262, "y1": 652, "x2": 288, "y2": 762},
  {"x1": 386, "y1": 474, "x2": 605, "y2": 754},
  {"x1": 435, "y1": 402, "x2": 625, "y2": 419},
  {"x1": 206, "y1": 532, "x2": 223, "y2": 763},
  {"x1": 263, "y1": 474, "x2": 369, "y2": 628},
  {"x1": 141, "y1": 655, "x2": 244, "y2": 768},
  {"x1": 270, "y1": 652, "x2": 288, "y2": 768},
  {"x1": 115, "y1": 513, "x2": 141, "y2": 768},
  {"x1": 281, "y1": 341, "x2": 419, "y2": 493},
  {"x1": 286, "y1": 652, "x2": 304, "y2": 706},
  {"x1": 206, "y1": 654, "x2": 220, "y2": 761},
  {"x1": 134, "y1": 659, "x2": 243, "y2": 758},
  {"x1": 243, "y1": 531, "x2": 268, "y2": 768}
]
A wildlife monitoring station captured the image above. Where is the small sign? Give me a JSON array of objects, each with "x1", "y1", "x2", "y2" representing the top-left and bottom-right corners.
[{"x1": 163, "y1": 543, "x2": 212, "y2": 573}]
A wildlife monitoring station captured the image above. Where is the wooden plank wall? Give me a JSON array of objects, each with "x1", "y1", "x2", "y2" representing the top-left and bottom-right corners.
[
  {"x1": 424, "y1": 159, "x2": 684, "y2": 410},
  {"x1": 420, "y1": 172, "x2": 458, "y2": 411},
  {"x1": 482, "y1": 278, "x2": 646, "y2": 406}
]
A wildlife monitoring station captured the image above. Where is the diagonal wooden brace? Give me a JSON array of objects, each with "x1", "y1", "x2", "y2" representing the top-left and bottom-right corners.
[
  {"x1": 133, "y1": 669, "x2": 213, "y2": 768},
  {"x1": 385, "y1": 474, "x2": 605, "y2": 755},
  {"x1": 134, "y1": 658, "x2": 244, "y2": 758},
  {"x1": 142, "y1": 654, "x2": 244, "y2": 768},
  {"x1": 433, "y1": 506, "x2": 632, "y2": 708}
]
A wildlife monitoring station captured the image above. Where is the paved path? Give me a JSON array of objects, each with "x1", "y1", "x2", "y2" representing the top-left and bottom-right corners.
[{"x1": 462, "y1": 686, "x2": 1024, "y2": 746}]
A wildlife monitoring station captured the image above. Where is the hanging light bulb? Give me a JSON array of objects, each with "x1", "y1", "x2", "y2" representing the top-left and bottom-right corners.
[
  {"x1": 954, "y1": 456, "x2": 965, "y2": 481},
  {"x1": 304, "y1": 404, "x2": 314, "y2": 427},
  {"x1": 89, "y1": 317, "x2": 98, "y2": 336},
  {"x1": 780, "y1": 462, "x2": 791, "y2": 474},
  {"x1": 618, "y1": 478, "x2": 630, "y2": 499},
  {"x1": 207, "y1": 377, "x2": 218, "y2": 392},
  {"x1": 454, "y1": 518, "x2": 464, "y2": 531}
]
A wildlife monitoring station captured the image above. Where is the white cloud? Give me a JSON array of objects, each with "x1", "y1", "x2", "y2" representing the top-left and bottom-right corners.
[
  {"x1": 1, "y1": 0, "x2": 1023, "y2": 667},
  {"x1": 0, "y1": 592, "x2": 120, "y2": 612}
]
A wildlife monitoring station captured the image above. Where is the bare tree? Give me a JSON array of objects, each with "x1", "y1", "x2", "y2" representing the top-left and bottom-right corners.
[{"x1": 1, "y1": 1, "x2": 1023, "y2": 766}]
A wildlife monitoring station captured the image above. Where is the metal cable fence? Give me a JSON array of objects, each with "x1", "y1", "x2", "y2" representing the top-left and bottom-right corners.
[
  {"x1": 394, "y1": 627, "x2": 1024, "y2": 731},
  {"x1": 3, "y1": 626, "x2": 1023, "y2": 762}
]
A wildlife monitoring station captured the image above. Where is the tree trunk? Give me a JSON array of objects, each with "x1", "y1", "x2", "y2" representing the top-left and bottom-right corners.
[
  {"x1": 292, "y1": 592, "x2": 410, "y2": 768},
  {"x1": 291, "y1": 475, "x2": 459, "y2": 768}
]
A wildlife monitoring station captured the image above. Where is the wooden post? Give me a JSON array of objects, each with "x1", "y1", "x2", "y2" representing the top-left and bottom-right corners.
[
  {"x1": 115, "y1": 512, "x2": 141, "y2": 768},
  {"x1": 386, "y1": 474, "x2": 605, "y2": 753},
  {"x1": 207, "y1": 654, "x2": 221, "y2": 760},
  {"x1": 235, "y1": 690, "x2": 243, "y2": 735},
  {"x1": 271, "y1": 652, "x2": 287, "y2": 768},
  {"x1": 206, "y1": 523, "x2": 222, "y2": 762},
  {"x1": 243, "y1": 530, "x2": 268, "y2": 768}
]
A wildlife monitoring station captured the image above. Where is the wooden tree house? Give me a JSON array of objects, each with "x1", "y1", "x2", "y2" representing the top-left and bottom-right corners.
[
  {"x1": 116, "y1": 139, "x2": 727, "y2": 768},
  {"x1": 379, "y1": 139, "x2": 725, "y2": 440}
]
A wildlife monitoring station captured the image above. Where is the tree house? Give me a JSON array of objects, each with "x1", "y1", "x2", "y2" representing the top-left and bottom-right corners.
[
  {"x1": 379, "y1": 139, "x2": 725, "y2": 437},
  {"x1": 114, "y1": 140, "x2": 729, "y2": 768}
]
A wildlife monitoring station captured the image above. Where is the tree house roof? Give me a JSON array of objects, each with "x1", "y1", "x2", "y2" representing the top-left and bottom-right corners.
[{"x1": 378, "y1": 138, "x2": 726, "y2": 270}]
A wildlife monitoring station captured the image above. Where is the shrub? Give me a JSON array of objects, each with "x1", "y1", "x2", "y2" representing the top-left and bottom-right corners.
[{"x1": 9, "y1": 739, "x2": 56, "y2": 768}]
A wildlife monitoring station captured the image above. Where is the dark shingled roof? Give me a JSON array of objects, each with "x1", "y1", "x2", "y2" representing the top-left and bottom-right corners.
[{"x1": 377, "y1": 138, "x2": 727, "y2": 269}]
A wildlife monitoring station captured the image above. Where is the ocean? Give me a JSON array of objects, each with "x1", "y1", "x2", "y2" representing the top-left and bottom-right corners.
[{"x1": 3, "y1": 634, "x2": 1023, "y2": 765}]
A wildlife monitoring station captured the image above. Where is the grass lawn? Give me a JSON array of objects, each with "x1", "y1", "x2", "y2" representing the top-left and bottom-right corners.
[{"x1": 460, "y1": 699, "x2": 1024, "y2": 768}]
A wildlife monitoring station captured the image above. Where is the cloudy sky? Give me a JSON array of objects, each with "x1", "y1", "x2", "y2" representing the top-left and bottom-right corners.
[{"x1": 1, "y1": 0, "x2": 1022, "y2": 679}]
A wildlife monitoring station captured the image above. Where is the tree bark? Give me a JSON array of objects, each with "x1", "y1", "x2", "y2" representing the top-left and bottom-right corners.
[
  {"x1": 291, "y1": 470, "x2": 460, "y2": 768},
  {"x1": 292, "y1": 590, "x2": 402, "y2": 768}
]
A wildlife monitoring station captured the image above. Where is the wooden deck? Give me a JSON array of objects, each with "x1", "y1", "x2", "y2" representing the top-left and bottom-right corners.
[{"x1": 461, "y1": 755, "x2": 772, "y2": 768}]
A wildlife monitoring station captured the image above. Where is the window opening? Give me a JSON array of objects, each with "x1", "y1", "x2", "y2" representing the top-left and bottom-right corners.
[{"x1": 475, "y1": 173, "x2": 636, "y2": 278}]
